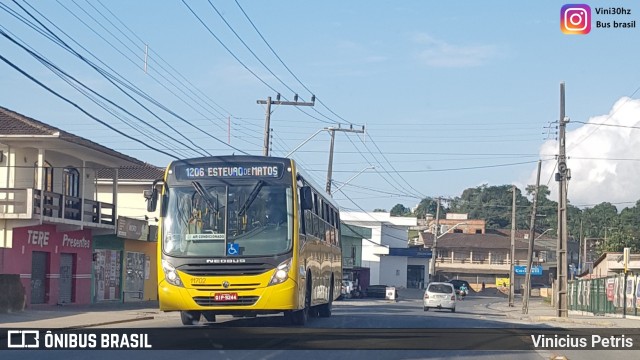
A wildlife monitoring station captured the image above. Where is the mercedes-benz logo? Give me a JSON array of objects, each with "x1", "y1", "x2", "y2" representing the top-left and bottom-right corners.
[{"x1": 222, "y1": 281, "x2": 230, "y2": 288}]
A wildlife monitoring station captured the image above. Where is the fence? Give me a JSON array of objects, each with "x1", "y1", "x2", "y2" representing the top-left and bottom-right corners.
[{"x1": 568, "y1": 274, "x2": 640, "y2": 316}]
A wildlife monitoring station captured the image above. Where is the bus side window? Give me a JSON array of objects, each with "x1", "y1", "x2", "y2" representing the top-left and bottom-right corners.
[
  {"x1": 319, "y1": 216, "x2": 325, "y2": 242},
  {"x1": 299, "y1": 186, "x2": 313, "y2": 235},
  {"x1": 330, "y1": 208, "x2": 336, "y2": 245},
  {"x1": 299, "y1": 195, "x2": 306, "y2": 235},
  {"x1": 335, "y1": 213, "x2": 341, "y2": 247}
]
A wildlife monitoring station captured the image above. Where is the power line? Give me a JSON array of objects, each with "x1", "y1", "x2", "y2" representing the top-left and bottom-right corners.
[
  {"x1": 0, "y1": 52, "x2": 179, "y2": 160},
  {"x1": 569, "y1": 88, "x2": 640, "y2": 150},
  {"x1": 304, "y1": 159, "x2": 544, "y2": 173},
  {"x1": 93, "y1": 0, "x2": 234, "y2": 118},
  {"x1": 572, "y1": 120, "x2": 640, "y2": 130},
  {"x1": 366, "y1": 132, "x2": 426, "y2": 198},
  {"x1": 233, "y1": 0, "x2": 354, "y2": 125},
  {"x1": 11, "y1": 0, "x2": 247, "y2": 155},
  {"x1": 3, "y1": 1, "x2": 206, "y2": 155}
]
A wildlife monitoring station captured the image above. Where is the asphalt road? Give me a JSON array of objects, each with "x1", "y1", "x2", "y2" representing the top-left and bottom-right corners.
[{"x1": 6, "y1": 294, "x2": 640, "y2": 359}]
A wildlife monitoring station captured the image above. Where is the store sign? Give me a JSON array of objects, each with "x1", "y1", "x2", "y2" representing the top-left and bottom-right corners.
[
  {"x1": 117, "y1": 217, "x2": 148, "y2": 241},
  {"x1": 14, "y1": 225, "x2": 92, "y2": 251},
  {"x1": 61, "y1": 233, "x2": 90, "y2": 248},
  {"x1": 26, "y1": 229, "x2": 50, "y2": 248}
]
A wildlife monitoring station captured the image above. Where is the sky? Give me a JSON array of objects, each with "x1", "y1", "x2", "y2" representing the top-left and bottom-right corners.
[{"x1": 1, "y1": 0, "x2": 639, "y2": 213}]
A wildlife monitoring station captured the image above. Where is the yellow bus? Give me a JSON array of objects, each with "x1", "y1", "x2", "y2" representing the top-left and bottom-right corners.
[{"x1": 144, "y1": 155, "x2": 342, "y2": 326}]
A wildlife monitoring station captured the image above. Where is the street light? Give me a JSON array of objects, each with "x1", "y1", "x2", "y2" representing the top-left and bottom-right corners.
[
  {"x1": 535, "y1": 228, "x2": 553, "y2": 240},
  {"x1": 332, "y1": 166, "x2": 375, "y2": 194},
  {"x1": 284, "y1": 128, "x2": 328, "y2": 158}
]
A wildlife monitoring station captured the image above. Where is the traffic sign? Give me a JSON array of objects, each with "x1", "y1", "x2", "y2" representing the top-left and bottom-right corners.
[{"x1": 514, "y1": 265, "x2": 542, "y2": 276}]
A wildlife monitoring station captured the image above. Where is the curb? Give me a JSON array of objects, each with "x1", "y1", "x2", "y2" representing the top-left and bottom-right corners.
[
  {"x1": 528, "y1": 316, "x2": 616, "y2": 327},
  {"x1": 61, "y1": 316, "x2": 156, "y2": 329}
]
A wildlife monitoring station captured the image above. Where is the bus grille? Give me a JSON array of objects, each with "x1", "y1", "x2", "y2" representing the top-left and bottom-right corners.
[
  {"x1": 178, "y1": 263, "x2": 273, "y2": 276},
  {"x1": 193, "y1": 296, "x2": 259, "y2": 306},
  {"x1": 192, "y1": 283, "x2": 260, "y2": 291}
]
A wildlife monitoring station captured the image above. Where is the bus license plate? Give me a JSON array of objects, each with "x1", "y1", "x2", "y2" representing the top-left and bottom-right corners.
[{"x1": 213, "y1": 293, "x2": 238, "y2": 301}]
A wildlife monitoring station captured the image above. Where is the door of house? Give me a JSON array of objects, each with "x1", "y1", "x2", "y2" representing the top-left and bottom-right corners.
[
  {"x1": 59, "y1": 253, "x2": 74, "y2": 304},
  {"x1": 30, "y1": 251, "x2": 48, "y2": 304}
]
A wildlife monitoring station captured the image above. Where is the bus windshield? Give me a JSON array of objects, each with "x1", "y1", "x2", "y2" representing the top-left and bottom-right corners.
[{"x1": 163, "y1": 181, "x2": 293, "y2": 258}]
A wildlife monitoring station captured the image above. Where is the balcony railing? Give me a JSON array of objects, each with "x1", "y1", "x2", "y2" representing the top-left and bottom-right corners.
[{"x1": 0, "y1": 188, "x2": 115, "y2": 226}]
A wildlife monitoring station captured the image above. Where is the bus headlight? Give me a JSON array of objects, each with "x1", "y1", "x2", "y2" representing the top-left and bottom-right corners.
[
  {"x1": 162, "y1": 260, "x2": 183, "y2": 287},
  {"x1": 268, "y1": 258, "x2": 292, "y2": 286}
]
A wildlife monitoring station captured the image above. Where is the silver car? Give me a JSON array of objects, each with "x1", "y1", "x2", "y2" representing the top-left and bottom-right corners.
[{"x1": 423, "y1": 282, "x2": 456, "y2": 312}]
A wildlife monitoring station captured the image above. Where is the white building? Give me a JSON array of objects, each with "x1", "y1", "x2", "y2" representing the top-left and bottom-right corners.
[{"x1": 340, "y1": 212, "x2": 423, "y2": 289}]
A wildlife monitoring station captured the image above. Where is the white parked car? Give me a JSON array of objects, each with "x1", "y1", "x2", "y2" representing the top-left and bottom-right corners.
[{"x1": 423, "y1": 282, "x2": 456, "y2": 312}]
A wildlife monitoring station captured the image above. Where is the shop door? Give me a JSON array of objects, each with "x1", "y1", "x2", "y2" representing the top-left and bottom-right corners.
[
  {"x1": 94, "y1": 249, "x2": 122, "y2": 301},
  {"x1": 30, "y1": 251, "x2": 48, "y2": 304},
  {"x1": 59, "y1": 253, "x2": 74, "y2": 304},
  {"x1": 407, "y1": 265, "x2": 425, "y2": 289},
  {"x1": 124, "y1": 252, "x2": 145, "y2": 301}
]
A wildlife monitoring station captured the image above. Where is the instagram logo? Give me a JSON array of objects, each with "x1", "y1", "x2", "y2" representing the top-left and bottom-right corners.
[{"x1": 561, "y1": 4, "x2": 591, "y2": 34}]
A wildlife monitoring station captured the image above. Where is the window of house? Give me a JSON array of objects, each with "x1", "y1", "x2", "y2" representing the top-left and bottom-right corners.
[
  {"x1": 33, "y1": 161, "x2": 54, "y2": 217},
  {"x1": 63, "y1": 167, "x2": 80, "y2": 197},
  {"x1": 436, "y1": 249, "x2": 449, "y2": 258},
  {"x1": 33, "y1": 161, "x2": 53, "y2": 191}
]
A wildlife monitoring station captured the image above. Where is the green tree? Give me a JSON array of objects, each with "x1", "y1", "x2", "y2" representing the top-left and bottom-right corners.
[
  {"x1": 414, "y1": 197, "x2": 446, "y2": 220},
  {"x1": 581, "y1": 202, "x2": 620, "y2": 239},
  {"x1": 449, "y1": 184, "x2": 530, "y2": 229},
  {"x1": 390, "y1": 203, "x2": 411, "y2": 216},
  {"x1": 373, "y1": 208, "x2": 387, "y2": 213},
  {"x1": 599, "y1": 229, "x2": 640, "y2": 254}
]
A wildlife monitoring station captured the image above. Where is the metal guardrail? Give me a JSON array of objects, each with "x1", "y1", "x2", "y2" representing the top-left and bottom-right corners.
[{"x1": 568, "y1": 275, "x2": 638, "y2": 316}]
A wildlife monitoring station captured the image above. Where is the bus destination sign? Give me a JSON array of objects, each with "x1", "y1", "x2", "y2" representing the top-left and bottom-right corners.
[{"x1": 175, "y1": 163, "x2": 284, "y2": 180}]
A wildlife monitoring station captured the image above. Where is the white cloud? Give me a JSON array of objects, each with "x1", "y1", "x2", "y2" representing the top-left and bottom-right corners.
[
  {"x1": 413, "y1": 33, "x2": 497, "y2": 68},
  {"x1": 532, "y1": 97, "x2": 640, "y2": 208}
]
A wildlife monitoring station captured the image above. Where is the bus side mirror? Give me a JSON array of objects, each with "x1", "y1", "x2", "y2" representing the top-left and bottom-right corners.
[
  {"x1": 144, "y1": 188, "x2": 158, "y2": 212},
  {"x1": 300, "y1": 186, "x2": 313, "y2": 211}
]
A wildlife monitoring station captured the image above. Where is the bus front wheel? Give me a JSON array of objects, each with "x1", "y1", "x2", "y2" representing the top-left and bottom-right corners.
[
  {"x1": 202, "y1": 311, "x2": 216, "y2": 323},
  {"x1": 287, "y1": 276, "x2": 311, "y2": 325},
  {"x1": 180, "y1": 310, "x2": 201, "y2": 326}
]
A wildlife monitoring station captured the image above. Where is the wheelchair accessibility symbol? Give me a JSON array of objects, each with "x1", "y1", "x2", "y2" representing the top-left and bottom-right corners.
[{"x1": 227, "y1": 243, "x2": 239, "y2": 256}]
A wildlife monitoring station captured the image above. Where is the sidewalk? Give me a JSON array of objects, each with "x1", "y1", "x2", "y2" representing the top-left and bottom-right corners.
[
  {"x1": 398, "y1": 287, "x2": 640, "y2": 327},
  {"x1": 0, "y1": 301, "x2": 160, "y2": 329},
  {"x1": 486, "y1": 295, "x2": 640, "y2": 327}
]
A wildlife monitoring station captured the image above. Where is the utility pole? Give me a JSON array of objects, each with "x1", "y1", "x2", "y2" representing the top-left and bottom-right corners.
[
  {"x1": 257, "y1": 94, "x2": 315, "y2": 156},
  {"x1": 325, "y1": 125, "x2": 365, "y2": 195},
  {"x1": 429, "y1": 197, "x2": 442, "y2": 283},
  {"x1": 523, "y1": 160, "x2": 542, "y2": 314},
  {"x1": 509, "y1": 185, "x2": 516, "y2": 307},
  {"x1": 327, "y1": 129, "x2": 336, "y2": 193},
  {"x1": 578, "y1": 219, "x2": 583, "y2": 275},
  {"x1": 555, "y1": 82, "x2": 570, "y2": 318}
]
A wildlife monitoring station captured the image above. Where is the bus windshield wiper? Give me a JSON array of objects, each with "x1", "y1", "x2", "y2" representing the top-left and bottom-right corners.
[
  {"x1": 238, "y1": 180, "x2": 264, "y2": 216},
  {"x1": 191, "y1": 181, "x2": 218, "y2": 211}
]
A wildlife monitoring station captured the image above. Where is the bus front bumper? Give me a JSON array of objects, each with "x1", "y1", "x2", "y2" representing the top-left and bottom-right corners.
[{"x1": 158, "y1": 278, "x2": 300, "y2": 313}]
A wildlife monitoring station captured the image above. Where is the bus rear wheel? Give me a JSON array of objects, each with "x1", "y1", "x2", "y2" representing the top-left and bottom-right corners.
[{"x1": 180, "y1": 310, "x2": 201, "y2": 326}]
